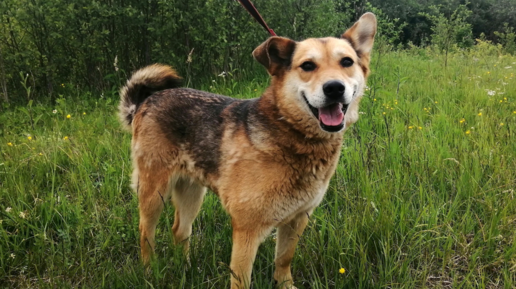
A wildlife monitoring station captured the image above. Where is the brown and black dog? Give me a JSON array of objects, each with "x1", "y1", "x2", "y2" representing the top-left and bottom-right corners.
[{"x1": 119, "y1": 13, "x2": 376, "y2": 289}]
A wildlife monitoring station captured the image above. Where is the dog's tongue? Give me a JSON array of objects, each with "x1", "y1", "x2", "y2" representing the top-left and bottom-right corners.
[{"x1": 318, "y1": 103, "x2": 344, "y2": 126}]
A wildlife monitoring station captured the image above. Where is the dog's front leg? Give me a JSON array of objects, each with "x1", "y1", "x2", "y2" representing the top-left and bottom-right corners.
[
  {"x1": 229, "y1": 226, "x2": 264, "y2": 289},
  {"x1": 273, "y1": 212, "x2": 310, "y2": 289}
]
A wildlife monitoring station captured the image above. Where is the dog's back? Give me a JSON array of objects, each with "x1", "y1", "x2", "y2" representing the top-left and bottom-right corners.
[{"x1": 118, "y1": 65, "x2": 265, "y2": 185}]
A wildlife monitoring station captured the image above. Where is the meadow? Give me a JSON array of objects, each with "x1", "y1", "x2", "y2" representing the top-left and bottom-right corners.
[{"x1": 1, "y1": 47, "x2": 516, "y2": 288}]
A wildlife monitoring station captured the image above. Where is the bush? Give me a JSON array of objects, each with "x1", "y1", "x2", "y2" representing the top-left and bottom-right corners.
[{"x1": 494, "y1": 23, "x2": 516, "y2": 55}]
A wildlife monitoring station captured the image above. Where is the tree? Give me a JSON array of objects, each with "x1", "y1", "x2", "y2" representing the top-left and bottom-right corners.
[{"x1": 420, "y1": 4, "x2": 473, "y2": 67}]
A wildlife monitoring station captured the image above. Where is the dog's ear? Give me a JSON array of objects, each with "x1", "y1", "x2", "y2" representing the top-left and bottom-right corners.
[
  {"x1": 341, "y1": 12, "x2": 377, "y2": 58},
  {"x1": 253, "y1": 37, "x2": 296, "y2": 76}
]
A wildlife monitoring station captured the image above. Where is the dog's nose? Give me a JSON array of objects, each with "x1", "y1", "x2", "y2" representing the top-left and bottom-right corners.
[{"x1": 323, "y1": 81, "x2": 345, "y2": 99}]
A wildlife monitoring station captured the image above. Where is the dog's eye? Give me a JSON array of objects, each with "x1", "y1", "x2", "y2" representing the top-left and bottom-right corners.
[
  {"x1": 340, "y1": 57, "x2": 354, "y2": 68},
  {"x1": 300, "y1": 61, "x2": 316, "y2": 72}
]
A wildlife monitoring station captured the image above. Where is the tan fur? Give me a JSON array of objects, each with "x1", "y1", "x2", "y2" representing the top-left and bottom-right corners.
[{"x1": 120, "y1": 13, "x2": 376, "y2": 289}]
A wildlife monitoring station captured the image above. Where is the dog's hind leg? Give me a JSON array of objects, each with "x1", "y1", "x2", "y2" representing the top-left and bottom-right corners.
[
  {"x1": 273, "y1": 212, "x2": 310, "y2": 289},
  {"x1": 171, "y1": 177, "x2": 206, "y2": 254},
  {"x1": 136, "y1": 163, "x2": 173, "y2": 264}
]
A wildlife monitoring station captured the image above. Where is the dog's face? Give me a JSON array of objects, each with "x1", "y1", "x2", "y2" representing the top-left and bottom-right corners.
[{"x1": 253, "y1": 13, "x2": 376, "y2": 133}]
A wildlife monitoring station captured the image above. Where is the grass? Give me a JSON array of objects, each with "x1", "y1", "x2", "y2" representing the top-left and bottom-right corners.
[{"x1": 1, "y1": 48, "x2": 516, "y2": 288}]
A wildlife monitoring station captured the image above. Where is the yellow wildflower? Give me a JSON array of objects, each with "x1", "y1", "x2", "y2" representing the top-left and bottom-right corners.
[
  {"x1": 435, "y1": 101, "x2": 438, "y2": 104},
  {"x1": 382, "y1": 112, "x2": 386, "y2": 115},
  {"x1": 418, "y1": 126, "x2": 422, "y2": 130},
  {"x1": 466, "y1": 130, "x2": 471, "y2": 134},
  {"x1": 83, "y1": 112, "x2": 86, "y2": 115},
  {"x1": 374, "y1": 98, "x2": 377, "y2": 102},
  {"x1": 459, "y1": 118, "x2": 465, "y2": 124},
  {"x1": 27, "y1": 136, "x2": 32, "y2": 141},
  {"x1": 500, "y1": 123, "x2": 504, "y2": 126},
  {"x1": 7, "y1": 142, "x2": 13, "y2": 146},
  {"x1": 39, "y1": 153, "x2": 43, "y2": 156},
  {"x1": 478, "y1": 112, "x2": 482, "y2": 116},
  {"x1": 66, "y1": 114, "x2": 71, "y2": 119},
  {"x1": 63, "y1": 136, "x2": 69, "y2": 141},
  {"x1": 408, "y1": 126, "x2": 413, "y2": 129},
  {"x1": 339, "y1": 268, "x2": 346, "y2": 274}
]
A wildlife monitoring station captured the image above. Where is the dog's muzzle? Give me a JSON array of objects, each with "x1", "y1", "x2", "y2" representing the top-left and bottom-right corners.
[{"x1": 303, "y1": 92, "x2": 349, "y2": 133}]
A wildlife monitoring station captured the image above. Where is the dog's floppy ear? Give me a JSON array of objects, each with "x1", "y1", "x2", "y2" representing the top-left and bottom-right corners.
[
  {"x1": 253, "y1": 36, "x2": 296, "y2": 76},
  {"x1": 341, "y1": 12, "x2": 377, "y2": 58}
]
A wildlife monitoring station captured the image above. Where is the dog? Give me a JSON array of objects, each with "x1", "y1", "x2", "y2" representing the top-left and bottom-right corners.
[{"x1": 118, "y1": 12, "x2": 376, "y2": 289}]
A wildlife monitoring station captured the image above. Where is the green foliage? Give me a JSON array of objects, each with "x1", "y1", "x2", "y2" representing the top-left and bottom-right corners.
[
  {"x1": 420, "y1": 4, "x2": 474, "y2": 67},
  {"x1": 494, "y1": 23, "x2": 516, "y2": 55},
  {"x1": 469, "y1": 35, "x2": 504, "y2": 58},
  {"x1": 421, "y1": 4, "x2": 474, "y2": 51},
  {"x1": 0, "y1": 0, "x2": 515, "y2": 101},
  {"x1": 0, "y1": 0, "x2": 346, "y2": 102},
  {"x1": 364, "y1": 3, "x2": 407, "y2": 69}
]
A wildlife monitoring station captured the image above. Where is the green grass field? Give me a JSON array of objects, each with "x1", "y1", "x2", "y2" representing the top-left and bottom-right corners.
[{"x1": 1, "y1": 49, "x2": 516, "y2": 288}]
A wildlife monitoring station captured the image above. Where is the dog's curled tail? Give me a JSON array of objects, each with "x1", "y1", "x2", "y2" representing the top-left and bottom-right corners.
[{"x1": 118, "y1": 64, "x2": 182, "y2": 131}]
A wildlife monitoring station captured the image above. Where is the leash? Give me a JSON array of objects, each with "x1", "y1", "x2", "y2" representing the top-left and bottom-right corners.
[{"x1": 237, "y1": 0, "x2": 277, "y2": 36}]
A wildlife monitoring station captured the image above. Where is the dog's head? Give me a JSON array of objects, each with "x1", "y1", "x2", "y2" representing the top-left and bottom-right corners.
[{"x1": 253, "y1": 13, "x2": 376, "y2": 134}]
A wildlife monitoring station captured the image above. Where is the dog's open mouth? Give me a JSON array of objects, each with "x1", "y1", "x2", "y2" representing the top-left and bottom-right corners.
[{"x1": 303, "y1": 94, "x2": 348, "y2": 132}]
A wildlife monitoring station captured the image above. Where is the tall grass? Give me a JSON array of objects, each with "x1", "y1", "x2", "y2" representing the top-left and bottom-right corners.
[{"x1": 1, "y1": 50, "x2": 515, "y2": 288}]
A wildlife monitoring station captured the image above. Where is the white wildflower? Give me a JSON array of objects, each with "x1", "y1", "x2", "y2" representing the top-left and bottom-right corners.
[
  {"x1": 52, "y1": 109, "x2": 57, "y2": 114},
  {"x1": 486, "y1": 90, "x2": 496, "y2": 96},
  {"x1": 5, "y1": 207, "x2": 11, "y2": 213},
  {"x1": 19, "y1": 211, "x2": 26, "y2": 219},
  {"x1": 218, "y1": 71, "x2": 226, "y2": 77},
  {"x1": 505, "y1": 66, "x2": 512, "y2": 69},
  {"x1": 186, "y1": 48, "x2": 194, "y2": 64},
  {"x1": 10, "y1": 253, "x2": 15, "y2": 259},
  {"x1": 113, "y1": 55, "x2": 119, "y2": 72}
]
